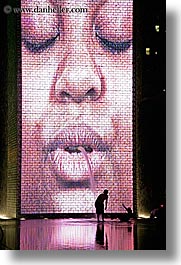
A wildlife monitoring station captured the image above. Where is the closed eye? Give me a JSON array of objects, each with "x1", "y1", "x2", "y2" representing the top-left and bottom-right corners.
[
  {"x1": 23, "y1": 31, "x2": 60, "y2": 53},
  {"x1": 96, "y1": 32, "x2": 132, "y2": 54}
]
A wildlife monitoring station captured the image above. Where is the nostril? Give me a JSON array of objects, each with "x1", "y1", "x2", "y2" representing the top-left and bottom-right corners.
[
  {"x1": 86, "y1": 88, "x2": 95, "y2": 96},
  {"x1": 86, "y1": 88, "x2": 98, "y2": 100},
  {"x1": 56, "y1": 88, "x2": 99, "y2": 103},
  {"x1": 60, "y1": 91, "x2": 71, "y2": 98}
]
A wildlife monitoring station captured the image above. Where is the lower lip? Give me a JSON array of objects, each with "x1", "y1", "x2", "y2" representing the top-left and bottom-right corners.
[{"x1": 47, "y1": 148, "x2": 106, "y2": 182}]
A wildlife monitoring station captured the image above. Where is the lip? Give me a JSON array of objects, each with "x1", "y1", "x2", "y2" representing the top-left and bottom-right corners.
[
  {"x1": 43, "y1": 125, "x2": 112, "y2": 157},
  {"x1": 42, "y1": 125, "x2": 112, "y2": 185}
]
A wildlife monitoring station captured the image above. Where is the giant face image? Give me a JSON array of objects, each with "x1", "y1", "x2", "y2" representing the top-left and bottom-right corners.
[{"x1": 21, "y1": 0, "x2": 133, "y2": 214}]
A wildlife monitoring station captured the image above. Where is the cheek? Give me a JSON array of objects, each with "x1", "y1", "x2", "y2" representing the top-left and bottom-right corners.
[
  {"x1": 103, "y1": 64, "x2": 133, "y2": 116},
  {"x1": 22, "y1": 58, "x2": 57, "y2": 123},
  {"x1": 22, "y1": 122, "x2": 42, "y2": 160},
  {"x1": 21, "y1": 122, "x2": 44, "y2": 178}
]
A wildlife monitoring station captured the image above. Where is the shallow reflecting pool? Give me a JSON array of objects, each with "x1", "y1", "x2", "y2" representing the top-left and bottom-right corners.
[
  {"x1": 0, "y1": 218, "x2": 165, "y2": 250},
  {"x1": 20, "y1": 219, "x2": 135, "y2": 250}
]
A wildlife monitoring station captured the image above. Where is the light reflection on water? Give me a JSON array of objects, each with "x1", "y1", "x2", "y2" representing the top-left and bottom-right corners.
[{"x1": 20, "y1": 219, "x2": 134, "y2": 250}]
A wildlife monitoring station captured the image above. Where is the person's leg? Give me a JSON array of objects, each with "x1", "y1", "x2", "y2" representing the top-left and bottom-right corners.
[
  {"x1": 102, "y1": 213, "x2": 104, "y2": 222},
  {"x1": 97, "y1": 214, "x2": 100, "y2": 222}
]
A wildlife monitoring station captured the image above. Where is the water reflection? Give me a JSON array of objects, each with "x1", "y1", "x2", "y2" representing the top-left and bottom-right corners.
[
  {"x1": 95, "y1": 223, "x2": 107, "y2": 250},
  {"x1": 20, "y1": 219, "x2": 134, "y2": 250}
]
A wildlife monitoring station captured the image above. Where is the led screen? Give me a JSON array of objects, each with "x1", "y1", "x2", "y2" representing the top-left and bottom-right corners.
[{"x1": 21, "y1": 0, "x2": 133, "y2": 214}]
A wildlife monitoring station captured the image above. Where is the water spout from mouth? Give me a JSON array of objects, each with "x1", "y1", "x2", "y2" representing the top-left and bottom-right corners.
[{"x1": 77, "y1": 146, "x2": 95, "y2": 194}]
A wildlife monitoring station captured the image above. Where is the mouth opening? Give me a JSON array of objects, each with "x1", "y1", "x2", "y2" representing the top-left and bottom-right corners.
[{"x1": 64, "y1": 145, "x2": 93, "y2": 154}]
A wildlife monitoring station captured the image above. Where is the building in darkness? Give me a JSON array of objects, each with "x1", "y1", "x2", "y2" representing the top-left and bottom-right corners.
[{"x1": 136, "y1": 0, "x2": 166, "y2": 213}]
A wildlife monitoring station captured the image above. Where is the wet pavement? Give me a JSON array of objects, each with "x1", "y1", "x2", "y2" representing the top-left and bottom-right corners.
[{"x1": 0, "y1": 218, "x2": 166, "y2": 250}]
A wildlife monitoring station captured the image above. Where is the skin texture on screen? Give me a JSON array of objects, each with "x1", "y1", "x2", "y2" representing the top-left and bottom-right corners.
[{"x1": 21, "y1": 0, "x2": 133, "y2": 214}]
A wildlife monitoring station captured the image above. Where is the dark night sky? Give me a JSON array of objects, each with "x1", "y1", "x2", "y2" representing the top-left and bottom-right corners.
[{"x1": 138, "y1": 0, "x2": 166, "y2": 206}]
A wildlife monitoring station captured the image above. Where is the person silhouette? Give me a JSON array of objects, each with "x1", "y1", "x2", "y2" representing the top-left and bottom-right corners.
[
  {"x1": 121, "y1": 203, "x2": 133, "y2": 222},
  {"x1": 95, "y1": 189, "x2": 108, "y2": 222}
]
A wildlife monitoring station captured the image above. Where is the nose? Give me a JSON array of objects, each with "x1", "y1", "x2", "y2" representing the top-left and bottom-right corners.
[{"x1": 53, "y1": 46, "x2": 103, "y2": 104}]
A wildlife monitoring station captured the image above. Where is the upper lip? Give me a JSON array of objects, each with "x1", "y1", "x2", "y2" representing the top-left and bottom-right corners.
[{"x1": 43, "y1": 125, "x2": 112, "y2": 156}]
